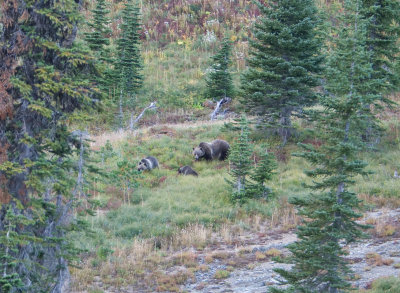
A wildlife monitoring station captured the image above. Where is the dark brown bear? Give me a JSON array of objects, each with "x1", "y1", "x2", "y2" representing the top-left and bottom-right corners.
[
  {"x1": 178, "y1": 165, "x2": 198, "y2": 176},
  {"x1": 192, "y1": 139, "x2": 230, "y2": 161}
]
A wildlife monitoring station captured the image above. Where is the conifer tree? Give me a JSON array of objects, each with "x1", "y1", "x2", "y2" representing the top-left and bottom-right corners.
[
  {"x1": 227, "y1": 115, "x2": 254, "y2": 203},
  {"x1": 359, "y1": 0, "x2": 400, "y2": 143},
  {"x1": 85, "y1": 0, "x2": 115, "y2": 94},
  {"x1": 0, "y1": 0, "x2": 101, "y2": 290},
  {"x1": 116, "y1": 0, "x2": 143, "y2": 128},
  {"x1": 206, "y1": 38, "x2": 234, "y2": 101},
  {"x1": 241, "y1": 0, "x2": 323, "y2": 145},
  {"x1": 271, "y1": 1, "x2": 374, "y2": 292},
  {"x1": 248, "y1": 146, "x2": 276, "y2": 200},
  {"x1": 362, "y1": 0, "x2": 400, "y2": 99},
  {"x1": 0, "y1": 207, "x2": 32, "y2": 292},
  {"x1": 85, "y1": 0, "x2": 111, "y2": 55}
]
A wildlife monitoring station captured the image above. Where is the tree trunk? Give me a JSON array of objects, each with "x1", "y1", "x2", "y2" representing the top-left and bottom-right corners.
[
  {"x1": 278, "y1": 107, "x2": 292, "y2": 146},
  {"x1": 129, "y1": 101, "x2": 157, "y2": 130},
  {"x1": 119, "y1": 89, "x2": 124, "y2": 130},
  {"x1": 236, "y1": 176, "x2": 245, "y2": 194}
]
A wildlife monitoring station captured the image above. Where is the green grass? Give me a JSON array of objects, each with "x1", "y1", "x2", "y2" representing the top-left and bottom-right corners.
[
  {"x1": 101, "y1": 172, "x2": 233, "y2": 239},
  {"x1": 353, "y1": 277, "x2": 400, "y2": 293},
  {"x1": 354, "y1": 148, "x2": 400, "y2": 198},
  {"x1": 74, "y1": 121, "x2": 400, "y2": 255}
]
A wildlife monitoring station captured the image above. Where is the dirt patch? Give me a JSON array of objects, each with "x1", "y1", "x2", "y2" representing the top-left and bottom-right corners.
[
  {"x1": 148, "y1": 126, "x2": 177, "y2": 137},
  {"x1": 70, "y1": 208, "x2": 400, "y2": 293}
]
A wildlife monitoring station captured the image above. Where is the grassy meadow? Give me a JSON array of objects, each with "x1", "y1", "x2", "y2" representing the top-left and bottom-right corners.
[{"x1": 70, "y1": 113, "x2": 400, "y2": 290}]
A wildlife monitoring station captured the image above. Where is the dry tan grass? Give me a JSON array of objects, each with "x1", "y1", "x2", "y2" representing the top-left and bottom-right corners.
[
  {"x1": 211, "y1": 251, "x2": 231, "y2": 260},
  {"x1": 365, "y1": 210, "x2": 398, "y2": 238},
  {"x1": 255, "y1": 251, "x2": 266, "y2": 260},
  {"x1": 219, "y1": 223, "x2": 234, "y2": 245},
  {"x1": 359, "y1": 193, "x2": 400, "y2": 208},
  {"x1": 204, "y1": 254, "x2": 214, "y2": 264},
  {"x1": 170, "y1": 223, "x2": 211, "y2": 250},
  {"x1": 364, "y1": 253, "x2": 394, "y2": 267},
  {"x1": 265, "y1": 248, "x2": 282, "y2": 257},
  {"x1": 237, "y1": 246, "x2": 252, "y2": 256},
  {"x1": 172, "y1": 251, "x2": 198, "y2": 267},
  {"x1": 90, "y1": 119, "x2": 231, "y2": 150},
  {"x1": 270, "y1": 197, "x2": 300, "y2": 231}
]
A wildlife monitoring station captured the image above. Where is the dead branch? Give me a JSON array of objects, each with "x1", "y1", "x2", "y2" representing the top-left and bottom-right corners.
[
  {"x1": 210, "y1": 97, "x2": 231, "y2": 120},
  {"x1": 129, "y1": 101, "x2": 157, "y2": 130}
]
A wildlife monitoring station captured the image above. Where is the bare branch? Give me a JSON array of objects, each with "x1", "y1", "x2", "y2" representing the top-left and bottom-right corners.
[
  {"x1": 210, "y1": 97, "x2": 231, "y2": 120},
  {"x1": 129, "y1": 101, "x2": 157, "y2": 130}
]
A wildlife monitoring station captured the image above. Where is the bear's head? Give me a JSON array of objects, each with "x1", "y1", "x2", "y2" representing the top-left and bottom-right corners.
[
  {"x1": 177, "y1": 166, "x2": 183, "y2": 174},
  {"x1": 192, "y1": 147, "x2": 205, "y2": 161},
  {"x1": 137, "y1": 159, "x2": 149, "y2": 171}
]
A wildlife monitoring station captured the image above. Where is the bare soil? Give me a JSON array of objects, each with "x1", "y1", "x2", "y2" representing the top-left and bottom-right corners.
[{"x1": 71, "y1": 208, "x2": 400, "y2": 293}]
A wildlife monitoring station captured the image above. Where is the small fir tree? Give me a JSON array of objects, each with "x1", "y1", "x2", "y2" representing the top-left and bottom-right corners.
[
  {"x1": 206, "y1": 38, "x2": 234, "y2": 101},
  {"x1": 227, "y1": 115, "x2": 254, "y2": 203},
  {"x1": 241, "y1": 0, "x2": 323, "y2": 145},
  {"x1": 85, "y1": 0, "x2": 111, "y2": 54},
  {"x1": 70, "y1": 131, "x2": 103, "y2": 212},
  {"x1": 248, "y1": 146, "x2": 276, "y2": 200},
  {"x1": 116, "y1": 0, "x2": 143, "y2": 128},
  {"x1": 110, "y1": 159, "x2": 140, "y2": 205},
  {"x1": 0, "y1": 206, "x2": 33, "y2": 292},
  {"x1": 99, "y1": 140, "x2": 117, "y2": 165},
  {"x1": 270, "y1": 1, "x2": 374, "y2": 292},
  {"x1": 85, "y1": 0, "x2": 115, "y2": 94}
]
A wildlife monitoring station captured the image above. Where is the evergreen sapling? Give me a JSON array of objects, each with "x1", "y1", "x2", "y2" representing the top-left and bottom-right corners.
[
  {"x1": 85, "y1": 0, "x2": 115, "y2": 96},
  {"x1": 116, "y1": 0, "x2": 144, "y2": 128},
  {"x1": 248, "y1": 145, "x2": 276, "y2": 200},
  {"x1": 227, "y1": 115, "x2": 254, "y2": 203},
  {"x1": 206, "y1": 38, "x2": 234, "y2": 102}
]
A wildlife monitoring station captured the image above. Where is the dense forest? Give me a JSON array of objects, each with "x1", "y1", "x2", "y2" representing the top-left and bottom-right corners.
[{"x1": 1, "y1": 0, "x2": 400, "y2": 292}]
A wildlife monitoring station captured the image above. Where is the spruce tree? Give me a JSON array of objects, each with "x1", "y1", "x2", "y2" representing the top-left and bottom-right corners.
[
  {"x1": 359, "y1": 0, "x2": 400, "y2": 143},
  {"x1": 227, "y1": 115, "x2": 254, "y2": 203},
  {"x1": 270, "y1": 1, "x2": 374, "y2": 292},
  {"x1": 206, "y1": 38, "x2": 234, "y2": 101},
  {"x1": 116, "y1": 0, "x2": 143, "y2": 128},
  {"x1": 0, "y1": 207, "x2": 32, "y2": 292},
  {"x1": 362, "y1": 0, "x2": 400, "y2": 99},
  {"x1": 248, "y1": 146, "x2": 276, "y2": 200},
  {"x1": 85, "y1": 0, "x2": 111, "y2": 54},
  {"x1": 85, "y1": 0, "x2": 115, "y2": 94},
  {"x1": 241, "y1": 0, "x2": 323, "y2": 145},
  {"x1": 0, "y1": 0, "x2": 100, "y2": 290}
]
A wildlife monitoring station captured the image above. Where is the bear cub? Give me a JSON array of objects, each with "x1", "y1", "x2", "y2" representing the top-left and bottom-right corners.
[
  {"x1": 193, "y1": 139, "x2": 230, "y2": 161},
  {"x1": 137, "y1": 156, "x2": 159, "y2": 171},
  {"x1": 178, "y1": 165, "x2": 198, "y2": 176}
]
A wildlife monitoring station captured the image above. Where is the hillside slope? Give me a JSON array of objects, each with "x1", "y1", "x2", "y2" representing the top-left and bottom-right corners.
[{"x1": 70, "y1": 119, "x2": 400, "y2": 292}]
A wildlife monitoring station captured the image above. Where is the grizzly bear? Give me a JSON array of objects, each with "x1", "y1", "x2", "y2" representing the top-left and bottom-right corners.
[
  {"x1": 178, "y1": 165, "x2": 198, "y2": 176},
  {"x1": 192, "y1": 139, "x2": 230, "y2": 161},
  {"x1": 137, "y1": 156, "x2": 159, "y2": 171}
]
